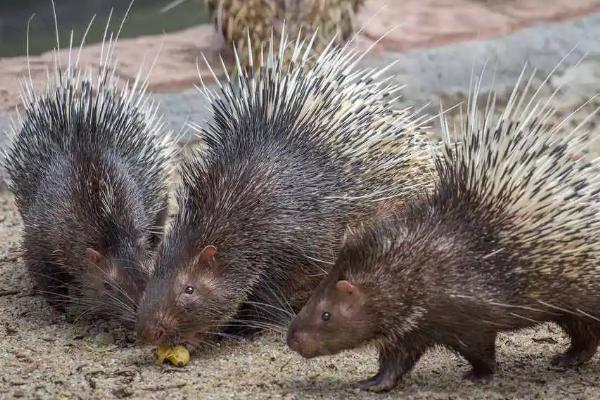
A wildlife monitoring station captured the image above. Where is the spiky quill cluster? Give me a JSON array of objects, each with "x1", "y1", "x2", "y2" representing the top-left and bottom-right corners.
[
  {"x1": 339, "y1": 67, "x2": 600, "y2": 336},
  {"x1": 189, "y1": 30, "x2": 436, "y2": 251},
  {"x1": 196, "y1": 31, "x2": 435, "y2": 205}
]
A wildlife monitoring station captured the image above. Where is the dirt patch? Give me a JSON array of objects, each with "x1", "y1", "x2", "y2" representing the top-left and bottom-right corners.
[{"x1": 0, "y1": 190, "x2": 599, "y2": 399}]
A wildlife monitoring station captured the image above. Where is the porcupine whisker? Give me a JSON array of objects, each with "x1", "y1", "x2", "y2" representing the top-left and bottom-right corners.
[
  {"x1": 82, "y1": 281, "x2": 136, "y2": 318},
  {"x1": 222, "y1": 319, "x2": 287, "y2": 335},
  {"x1": 204, "y1": 331, "x2": 246, "y2": 342},
  {"x1": 102, "y1": 283, "x2": 136, "y2": 315},
  {"x1": 258, "y1": 280, "x2": 296, "y2": 322},
  {"x1": 186, "y1": 336, "x2": 217, "y2": 350},
  {"x1": 481, "y1": 248, "x2": 505, "y2": 259},
  {"x1": 254, "y1": 278, "x2": 294, "y2": 309},
  {"x1": 72, "y1": 305, "x2": 105, "y2": 325},
  {"x1": 535, "y1": 300, "x2": 582, "y2": 317},
  {"x1": 447, "y1": 295, "x2": 550, "y2": 315},
  {"x1": 509, "y1": 313, "x2": 543, "y2": 324},
  {"x1": 159, "y1": 0, "x2": 186, "y2": 14},
  {"x1": 575, "y1": 308, "x2": 600, "y2": 323},
  {"x1": 302, "y1": 253, "x2": 334, "y2": 267},
  {"x1": 324, "y1": 185, "x2": 422, "y2": 201},
  {"x1": 34, "y1": 290, "x2": 95, "y2": 309},
  {"x1": 27, "y1": 271, "x2": 87, "y2": 295},
  {"x1": 244, "y1": 301, "x2": 295, "y2": 320}
]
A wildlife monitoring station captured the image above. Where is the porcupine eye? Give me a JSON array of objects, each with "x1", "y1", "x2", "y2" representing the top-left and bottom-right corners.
[
  {"x1": 184, "y1": 286, "x2": 194, "y2": 295},
  {"x1": 103, "y1": 282, "x2": 111, "y2": 291},
  {"x1": 321, "y1": 312, "x2": 331, "y2": 321}
]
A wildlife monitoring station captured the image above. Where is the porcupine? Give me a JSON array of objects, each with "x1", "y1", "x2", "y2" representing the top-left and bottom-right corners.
[
  {"x1": 287, "y1": 67, "x2": 600, "y2": 392},
  {"x1": 135, "y1": 31, "x2": 434, "y2": 347},
  {"x1": 4, "y1": 13, "x2": 174, "y2": 325},
  {"x1": 205, "y1": 0, "x2": 365, "y2": 67}
]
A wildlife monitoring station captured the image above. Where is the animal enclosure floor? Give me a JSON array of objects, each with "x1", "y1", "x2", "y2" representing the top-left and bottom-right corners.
[{"x1": 1, "y1": 190, "x2": 599, "y2": 399}]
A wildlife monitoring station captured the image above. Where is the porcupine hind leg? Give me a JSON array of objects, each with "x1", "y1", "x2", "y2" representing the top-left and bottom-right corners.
[
  {"x1": 451, "y1": 332, "x2": 497, "y2": 380},
  {"x1": 552, "y1": 317, "x2": 600, "y2": 368},
  {"x1": 358, "y1": 339, "x2": 429, "y2": 392}
]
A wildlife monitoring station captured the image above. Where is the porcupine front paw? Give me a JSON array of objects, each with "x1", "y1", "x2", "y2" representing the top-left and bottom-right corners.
[
  {"x1": 462, "y1": 366, "x2": 494, "y2": 381},
  {"x1": 551, "y1": 348, "x2": 596, "y2": 368},
  {"x1": 357, "y1": 372, "x2": 399, "y2": 393}
]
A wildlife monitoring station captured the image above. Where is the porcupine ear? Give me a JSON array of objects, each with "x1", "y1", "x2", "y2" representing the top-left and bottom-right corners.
[
  {"x1": 86, "y1": 248, "x2": 105, "y2": 265},
  {"x1": 335, "y1": 280, "x2": 357, "y2": 296},
  {"x1": 335, "y1": 280, "x2": 366, "y2": 314},
  {"x1": 191, "y1": 245, "x2": 218, "y2": 273},
  {"x1": 199, "y1": 245, "x2": 217, "y2": 263}
]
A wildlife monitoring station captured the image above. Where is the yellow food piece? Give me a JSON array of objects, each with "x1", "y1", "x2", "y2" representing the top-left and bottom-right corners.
[{"x1": 156, "y1": 345, "x2": 190, "y2": 367}]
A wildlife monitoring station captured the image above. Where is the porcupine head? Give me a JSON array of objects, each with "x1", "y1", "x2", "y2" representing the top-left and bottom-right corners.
[
  {"x1": 135, "y1": 238, "x2": 235, "y2": 347},
  {"x1": 286, "y1": 235, "x2": 383, "y2": 358},
  {"x1": 78, "y1": 238, "x2": 150, "y2": 319}
]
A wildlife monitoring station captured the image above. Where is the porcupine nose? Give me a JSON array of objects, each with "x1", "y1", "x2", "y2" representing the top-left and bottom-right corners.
[
  {"x1": 286, "y1": 329, "x2": 299, "y2": 351},
  {"x1": 154, "y1": 325, "x2": 167, "y2": 343},
  {"x1": 137, "y1": 319, "x2": 167, "y2": 344},
  {"x1": 287, "y1": 328, "x2": 308, "y2": 355}
]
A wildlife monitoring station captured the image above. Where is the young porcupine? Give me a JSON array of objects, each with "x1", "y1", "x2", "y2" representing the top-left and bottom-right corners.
[
  {"x1": 4, "y1": 17, "x2": 174, "y2": 325},
  {"x1": 135, "y1": 31, "x2": 434, "y2": 348},
  {"x1": 287, "y1": 68, "x2": 600, "y2": 392},
  {"x1": 206, "y1": 0, "x2": 365, "y2": 67}
]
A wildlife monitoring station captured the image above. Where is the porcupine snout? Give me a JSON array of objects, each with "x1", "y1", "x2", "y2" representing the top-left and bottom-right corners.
[{"x1": 136, "y1": 309, "x2": 176, "y2": 345}]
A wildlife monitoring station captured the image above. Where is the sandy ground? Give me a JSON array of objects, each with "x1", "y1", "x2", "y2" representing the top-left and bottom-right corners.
[{"x1": 1, "y1": 190, "x2": 600, "y2": 400}]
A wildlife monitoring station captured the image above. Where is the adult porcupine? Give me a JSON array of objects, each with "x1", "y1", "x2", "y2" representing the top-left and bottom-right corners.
[
  {"x1": 4, "y1": 20, "x2": 174, "y2": 325},
  {"x1": 287, "y1": 68, "x2": 600, "y2": 392},
  {"x1": 135, "y1": 31, "x2": 434, "y2": 347}
]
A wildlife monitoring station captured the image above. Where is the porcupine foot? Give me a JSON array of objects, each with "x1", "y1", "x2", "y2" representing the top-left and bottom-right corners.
[
  {"x1": 455, "y1": 333, "x2": 497, "y2": 381},
  {"x1": 552, "y1": 317, "x2": 599, "y2": 368},
  {"x1": 357, "y1": 371, "x2": 399, "y2": 392},
  {"x1": 358, "y1": 341, "x2": 427, "y2": 392},
  {"x1": 462, "y1": 363, "x2": 495, "y2": 381}
]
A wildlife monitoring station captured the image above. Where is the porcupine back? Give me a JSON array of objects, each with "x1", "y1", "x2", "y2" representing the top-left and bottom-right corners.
[
  {"x1": 140, "y1": 29, "x2": 434, "y2": 340},
  {"x1": 4, "y1": 12, "x2": 174, "y2": 321},
  {"x1": 433, "y1": 67, "x2": 600, "y2": 295},
  {"x1": 191, "y1": 30, "x2": 433, "y2": 290},
  {"x1": 194, "y1": 31, "x2": 434, "y2": 209},
  {"x1": 7, "y1": 56, "x2": 170, "y2": 220}
]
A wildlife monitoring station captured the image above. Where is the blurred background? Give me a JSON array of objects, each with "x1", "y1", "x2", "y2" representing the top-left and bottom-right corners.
[
  {"x1": 0, "y1": 0, "x2": 599, "y2": 144},
  {"x1": 0, "y1": 0, "x2": 208, "y2": 57}
]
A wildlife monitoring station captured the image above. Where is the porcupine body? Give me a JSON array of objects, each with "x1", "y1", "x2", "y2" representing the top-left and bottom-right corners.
[
  {"x1": 206, "y1": 0, "x2": 365, "y2": 67},
  {"x1": 135, "y1": 31, "x2": 433, "y2": 347},
  {"x1": 4, "y1": 32, "x2": 173, "y2": 324},
  {"x1": 287, "y1": 68, "x2": 600, "y2": 392}
]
